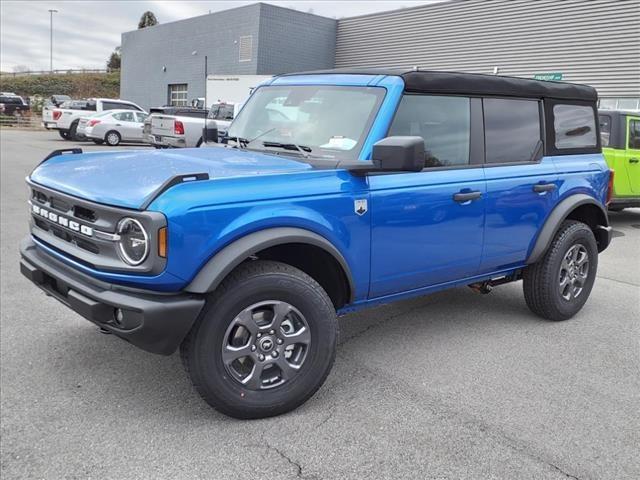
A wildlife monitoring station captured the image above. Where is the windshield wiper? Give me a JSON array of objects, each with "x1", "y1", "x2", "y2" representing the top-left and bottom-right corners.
[
  {"x1": 262, "y1": 141, "x2": 312, "y2": 158},
  {"x1": 226, "y1": 128, "x2": 276, "y2": 149}
]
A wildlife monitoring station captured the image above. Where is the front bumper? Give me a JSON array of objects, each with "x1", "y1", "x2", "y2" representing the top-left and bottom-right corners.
[{"x1": 20, "y1": 237, "x2": 205, "y2": 355}]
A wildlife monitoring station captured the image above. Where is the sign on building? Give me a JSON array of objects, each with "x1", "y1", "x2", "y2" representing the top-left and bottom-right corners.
[{"x1": 533, "y1": 73, "x2": 563, "y2": 81}]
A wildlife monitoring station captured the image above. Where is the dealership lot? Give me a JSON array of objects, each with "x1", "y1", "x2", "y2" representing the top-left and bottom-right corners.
[{"x1": 1, "y1": 130, "x2": 639, "y2": 479}]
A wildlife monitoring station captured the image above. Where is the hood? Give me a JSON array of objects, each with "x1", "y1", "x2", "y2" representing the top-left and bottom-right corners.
[{"x1": 29, "y1": 147, "x2": 313, "y2": 209}]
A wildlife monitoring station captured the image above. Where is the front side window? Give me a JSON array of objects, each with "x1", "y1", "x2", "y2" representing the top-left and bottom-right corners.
[
  {"x1": 484, "y1": 98, "x2": 541, "y2": 163},
  {"x1": 168, "y1": 84, "x2": 188, "y2": 106},
  {"x1": 553, "y1": 104, "x2": 597, "y2": 149},
  {"x1": 388, "y1": 95, "x2": 470, "y2": 168},
  {"x1": 228, "y1": 85, "x2": 385, "y2": 160},
  {"x1": 599, "y1": 115, "x2": 611, "y2": 147},
  {"x1": 629, "y1": 119, "x2": 640, "y2": 150}
]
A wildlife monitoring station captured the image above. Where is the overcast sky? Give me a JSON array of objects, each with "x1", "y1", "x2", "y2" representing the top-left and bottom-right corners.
[{"x1": 0, "y1": 1, "x2": 438, "y2": 72}]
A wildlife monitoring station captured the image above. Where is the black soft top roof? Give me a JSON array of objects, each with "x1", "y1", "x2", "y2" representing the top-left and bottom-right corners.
[{"x1": 281, "y1": 68, "x2": 597, "y2": 102}]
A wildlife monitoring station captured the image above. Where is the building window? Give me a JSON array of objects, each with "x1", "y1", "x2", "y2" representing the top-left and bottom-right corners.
[
  {"x1": 553, "y1": 104, "x2": 597, "y2": 149},
  {"x1": 484, "y1": 98, "x2": 541, "y2": 163},
  {"x1": 599, "y1": 97, "x2": 640, "y2": 111},
  {"x1": 389, "y1": 95, "x2": 470, "y2": 168},
  {"x1": 168, "y1": 84, "x2": 188, "y2": 106},
  {"x1": 239, "y1": 35, "x2": 253, "y2": 62}
]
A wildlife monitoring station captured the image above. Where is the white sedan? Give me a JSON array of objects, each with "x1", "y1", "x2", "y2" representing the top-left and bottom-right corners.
[{"x1": 83, "y1": 110, "x2": 149, "y2": 146}]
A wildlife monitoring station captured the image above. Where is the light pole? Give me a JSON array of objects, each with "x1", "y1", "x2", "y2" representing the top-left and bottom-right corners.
[{"x1": 48, "y1": 9, "x2": 58, "y2": 72}]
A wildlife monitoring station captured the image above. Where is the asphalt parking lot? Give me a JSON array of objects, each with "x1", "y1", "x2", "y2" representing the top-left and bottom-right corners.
[{"x1": 1, "y1": 129, "x2": 639, "y2": 480}]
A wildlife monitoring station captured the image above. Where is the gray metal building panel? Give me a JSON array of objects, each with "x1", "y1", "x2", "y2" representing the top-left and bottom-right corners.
[
  {"x1": 121, "y1": 4, "x2": 261, "y2": 109},
  {"x1": 121, "y1": 3, "x2": 336, "y2": 109},
  {"x1": 335, "y1": 0, "x2": 640, "y2": 97},
  {"x1": 256, "y1": 4, "x2": 336, "y2": 74}
]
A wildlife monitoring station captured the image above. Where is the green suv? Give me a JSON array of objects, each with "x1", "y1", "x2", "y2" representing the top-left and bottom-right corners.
[{"x1": 599, "y1": 110, "x2": 640, "y2": 210}]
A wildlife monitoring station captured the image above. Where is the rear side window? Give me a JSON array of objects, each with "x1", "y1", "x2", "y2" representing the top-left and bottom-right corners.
[
  {"x1": 630, "y1": 119, "x2": 640, "y2": 149},
  {"x1": 113, "y1": 112, "x2": 135, "y2": 122},
  {"x1": 484, "y1": 98, "x2": 541, "y2": 164},
  {"x1": 553, "y1": 104, "x2": 597, "y2": 149},
  {"x1": 599, "y1": 115, "x2": 611, "y2": 147},
  {"x1": 388, "y1": 95, "x2": 470, "y2": 168}
]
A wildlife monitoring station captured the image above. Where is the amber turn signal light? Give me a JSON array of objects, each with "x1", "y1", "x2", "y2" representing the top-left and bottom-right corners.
[{"x1": 158, "y1": 227, "x2": 167, "y2": 258}]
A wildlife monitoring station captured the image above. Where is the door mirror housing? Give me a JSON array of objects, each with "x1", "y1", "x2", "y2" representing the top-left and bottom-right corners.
[
  {"x1": 203, "y1": 120, "x2": 218, "y2": 144},
  {"x1": 372, "y1": 136, "x2": 425, "y2": 172}
]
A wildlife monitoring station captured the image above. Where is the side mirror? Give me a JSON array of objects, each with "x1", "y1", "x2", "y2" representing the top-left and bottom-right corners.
[
  {"x1": 371, "y1": 136, "x2": 425, "y2": 172},
  {"x1": 203, "y1": 119, "x2": 218, "y2": 144}
]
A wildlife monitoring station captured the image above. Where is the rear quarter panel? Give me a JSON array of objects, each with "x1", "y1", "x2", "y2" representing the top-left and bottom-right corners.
[{"x1": 552, "y1": 153, "x2": 610, "y2": 207}]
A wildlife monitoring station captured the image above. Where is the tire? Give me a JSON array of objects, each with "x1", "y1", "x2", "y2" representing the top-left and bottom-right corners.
[
  {"x1": 195, "y1": 137, "x2": 203, "y2": 148},
  {"x1": 58, "y1": 130, "x2": 70, "y2": 140},
  {"x1": 92, "y1": 139, "x2": 104, "y2": 145},
  {"x1": 105, "y1": 130, "x2": 121, "y2": 146},
  {"x1": 180, "y1": 260, "x2": 338, "y2": 419},
  {"x1": 69, "y1": 121, "x2": 80, "y2": 141},
  {"x1": 523, "y1": 220, "x2": 598, "y2": 321}
]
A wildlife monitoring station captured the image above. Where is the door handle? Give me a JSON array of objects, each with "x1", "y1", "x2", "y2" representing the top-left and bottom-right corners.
[
  {"x1": 453, "y1": 191, "x2": 482, "y2": 203},
  {"x1": 630, "y1": 158, "x2": 639, "y2": 164},
  {"x1": 533, "y1": 183, "x2": 557, "y2": 193},
  {"x1": 115, "y1": 124, "x2": 122, "y2": 126}
]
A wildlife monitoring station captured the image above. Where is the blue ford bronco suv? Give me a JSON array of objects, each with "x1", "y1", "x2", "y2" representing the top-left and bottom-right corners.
[{"x1": 20, "y1": 69, "x2": 612, "y2": 418}]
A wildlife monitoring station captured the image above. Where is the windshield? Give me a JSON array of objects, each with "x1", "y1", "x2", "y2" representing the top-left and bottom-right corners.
[
  {"x1": 227, "y1": 85, "x2": 385, "y2": 159},
  {"x1": 208, "y1": 103, "x2": 235, "y2": 121}
]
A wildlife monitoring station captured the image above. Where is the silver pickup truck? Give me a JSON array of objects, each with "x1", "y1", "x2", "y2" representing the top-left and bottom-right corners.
[{"x1": 144, "y1": 108, "x2": 209, "y2": 148}]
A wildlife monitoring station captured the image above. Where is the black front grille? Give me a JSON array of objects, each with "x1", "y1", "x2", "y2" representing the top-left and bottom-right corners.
[
  {"x1": 32, "y1": 188, "x2": 96, "y2": 222},
  {"x1": 74, "y1": 205, "x2": 96, "y2": 222}
]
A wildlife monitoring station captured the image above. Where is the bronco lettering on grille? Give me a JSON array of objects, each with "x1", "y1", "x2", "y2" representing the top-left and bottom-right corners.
[{"x1": 31, "y1": 204, "x2": 93, "y2": 237}]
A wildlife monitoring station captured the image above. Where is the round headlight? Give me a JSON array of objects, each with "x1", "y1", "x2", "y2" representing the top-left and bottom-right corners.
[{"x1": 116, "y1": 218, "x2": 149, "y2": 265}]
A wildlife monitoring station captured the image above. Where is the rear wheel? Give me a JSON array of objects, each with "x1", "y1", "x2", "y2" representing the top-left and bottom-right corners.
[
  {"x1": 58, "y1": 130, "x2": 70, "y2": 140},
  {"x1": 105, "y1": 130, "x2": 121, "y2": 146},
  {"x1": 69, "y1": 121, "x2": 80, "y2": 141},
  {"x1": 180, "y1": 260, "x2": 338, "y2": 419},
  {"x1": 523, "y1": 220, "x2": 598, "y2": 321}
]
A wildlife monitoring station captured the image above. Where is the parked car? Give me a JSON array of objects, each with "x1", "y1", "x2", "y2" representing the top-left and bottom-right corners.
[
  {"x1": 0, "y1": 93, "x2": 30, "y2": 116},
  {"x1": 20, "y1": 69, "x2": 612, "y2": 419},
  {"x1": 81, "y1": 110, "x2": 149, "y2": 146},
  {"x1": 599, "y1": 110, "x2": 640, "y2": 210},
  {"x1": 44, "y1": 98, "x2": 144, "y2": 140},
  {"x1": 147, "y1": 108, "x2": 209, "y2": 148}
]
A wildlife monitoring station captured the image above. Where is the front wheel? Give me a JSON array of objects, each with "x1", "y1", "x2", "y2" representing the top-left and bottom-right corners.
[
  {"x1": 105, "y1": 130, "x2": 121, "y2": 146},
  {"x1": 523, "y1": 220, "x2": 598, "y2": 321},
  {"x1": 180, "y1": 260, "x2": 338, "y2": 419}
]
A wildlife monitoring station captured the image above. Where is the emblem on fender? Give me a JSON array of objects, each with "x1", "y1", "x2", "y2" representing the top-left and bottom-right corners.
[{"x1": 354, "y1": 199, "x2": 368, "y2": 216}]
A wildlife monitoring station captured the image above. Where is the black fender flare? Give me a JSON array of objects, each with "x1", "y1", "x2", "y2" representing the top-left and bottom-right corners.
[
  {"x1": 185, "y1": 227, "x2": 355, "y2": 300},
  {"x1": 526, "y1": 194, "x2": 610, "y2": 264}
]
